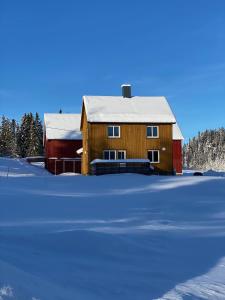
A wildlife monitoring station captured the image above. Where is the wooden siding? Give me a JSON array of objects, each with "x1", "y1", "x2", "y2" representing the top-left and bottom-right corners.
[
  {"x1": 46, "y1": 158, "x2": 81, "y2": 175},
  {"x1": 81, "y1": 104, "x2": 90, "y2": 175},
  {"x1": 173, "y1": 140, "x2": 183, "y2": 174},
  {"x1": 81, "y1": 106, "x2": 174, "y2": 174},
  {"x1": 45, "y1": 139, "x2": 82, "y2": 159},
  {"x1": 45, "y1": 139, "x2": 82, "y2": 174}
]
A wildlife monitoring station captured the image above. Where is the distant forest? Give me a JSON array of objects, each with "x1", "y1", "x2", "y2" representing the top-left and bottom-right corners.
[
  {"x1": 1, "y1": 114, "x2": 225, "y2": 171},
  {"x1": 0, "y1": 113, "x2": 43, "y2": 158},
  {"x1": 183, "y1": 128, "x2": 225, "y2": 171}
]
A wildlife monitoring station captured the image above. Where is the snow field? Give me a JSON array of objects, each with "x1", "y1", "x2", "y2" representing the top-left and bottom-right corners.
[{"x1": 0, "y1": 158, "x2": 225, "y2": 299}]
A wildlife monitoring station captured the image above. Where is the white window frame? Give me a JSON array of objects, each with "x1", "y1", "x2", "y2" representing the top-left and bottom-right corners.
[
  {"x1": 148, "y1": 150, "x2": 160, "y2": 163},
  {"x1": 103, "y1": 150, "x2": 126, "y2": 160},
  {"x1": 103, "y1": 150, "x2": 117, "y2": 160},
  {"x1": 117, "y1": 150, "x2": 126, "y2": 160},
  {"x1": 107, "y1": 125, "x2": 120, "y2": 138},
  {"x1": 146, "y1": 126, "x2": 159, "y2": 138}
]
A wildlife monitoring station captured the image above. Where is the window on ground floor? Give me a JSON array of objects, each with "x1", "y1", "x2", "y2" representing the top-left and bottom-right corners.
[
  {"x1": 103, "y1": 150, "x2": 126, "y2": 160},
  {"x1": 103, "y1": 150, "x2": 116, "y2": 160},
  {"x1": 117, "y1": 150, "x2": 126, "y2": 159},
  {"x1": 148, "y1": 150, "x2": 160, "y2": 163}
]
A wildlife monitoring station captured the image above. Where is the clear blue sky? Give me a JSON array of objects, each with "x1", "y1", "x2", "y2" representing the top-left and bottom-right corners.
[{"x1": 0, "y1": 0, "x2": 225, "y2": 140}]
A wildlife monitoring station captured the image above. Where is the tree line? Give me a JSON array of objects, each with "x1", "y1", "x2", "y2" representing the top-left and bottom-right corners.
[
  {"x1": 0, "y1": 113, "x2": 43, "y2": 158},
  {"x1": 1, "y1": 114, "x2": 224, "y2": 170},
  {"x1": 183, "y1": 128, "x2": 225, "y2": 171}
]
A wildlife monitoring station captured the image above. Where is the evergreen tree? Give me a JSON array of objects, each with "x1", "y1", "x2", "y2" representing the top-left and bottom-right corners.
[
  {"x1": 10, "y1": 119, "x2": 18, "y2": 157},
  {"x1": 17, "y1": 113, "x2": 33, "y2": 157},
  {"x1": 0, "y1": 112, "x2": 44, "y2": 158},
  {"x1": 0, "y1": 116, "x2": 16, "y2": 156},
  {"x1": 183, "y1": 128, "x2": 225, "y2": 171},
  {"x1": 27, "y1": 118, "x2": 40, "y2": 156},
  {"x1": 34, "y1": 112, "x2": 43, "y2": 155},
  {"x1": 15, "y1": 122, "x2": 21, "y2": 157}
]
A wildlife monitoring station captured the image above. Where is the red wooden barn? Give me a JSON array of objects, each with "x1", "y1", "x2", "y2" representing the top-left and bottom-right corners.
[
  {"x1": 44, "y1": 114, "x2": 82, "y2": 174},
  {"x1": 172, "y1": 123, "x2": 184, "y2": 174}
]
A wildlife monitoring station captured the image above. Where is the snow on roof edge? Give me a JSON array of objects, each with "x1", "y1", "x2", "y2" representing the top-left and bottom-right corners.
[{"x1": 173, "y1": 123, "x2": 184, "y2": 140}]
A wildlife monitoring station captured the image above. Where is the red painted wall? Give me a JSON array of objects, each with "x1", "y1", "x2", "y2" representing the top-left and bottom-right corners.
[
  {"x1": 173, "y1": 140, "x2": 183, "y2": 174},
  {"x1": 46, "y1": 159, "x2": 81, "y2": 175},
  {"x1": 45, "y1": 139, "x2": 82, "y2": 174}
]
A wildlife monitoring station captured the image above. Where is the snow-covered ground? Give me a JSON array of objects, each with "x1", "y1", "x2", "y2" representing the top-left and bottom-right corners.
[{"x1": 0, "y1": 158, "x2": 225, "y2": 300}]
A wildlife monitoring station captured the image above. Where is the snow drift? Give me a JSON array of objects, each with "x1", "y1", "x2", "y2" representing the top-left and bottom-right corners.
[{"x1": 1, "y1": 158, "x2": 225, "y2": 300}]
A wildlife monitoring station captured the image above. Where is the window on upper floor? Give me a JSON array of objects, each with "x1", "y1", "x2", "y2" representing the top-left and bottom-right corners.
[
  {"x1": 108, "y1": 125, "x2": 120, "y2": 138},
  {"x1": 148, "y1": 150, "x2": 160, "y2": 163},
  {"x1": 146, "y1": 126, "x2": 159, "y2": 138}
]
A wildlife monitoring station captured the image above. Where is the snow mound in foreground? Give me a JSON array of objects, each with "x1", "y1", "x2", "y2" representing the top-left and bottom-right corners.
[
  {"x1": 1, "y1": 158, "x2": 225, "y2": 299},
  {"x1": 204, "y1": 169, "x2": 225, "y2": 177}
]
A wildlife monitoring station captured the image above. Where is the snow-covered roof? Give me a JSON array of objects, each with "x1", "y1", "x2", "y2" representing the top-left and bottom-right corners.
[
  {"x1": 173, "y1": 123, "x2": 184, "y2": 140},
  {"x1": 44, "y1": 114, "x2": 82, "y2": 140},
  {"x1": 83, "y1": 96, "x2": 176, "y2": 123}
]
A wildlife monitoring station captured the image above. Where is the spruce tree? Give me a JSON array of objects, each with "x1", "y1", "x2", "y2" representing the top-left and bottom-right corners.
[
  {"x1": 35, "y1": 112, "x2": 43, "y2": 155},
  {"x1": 17, "y1": 113, "x2": 33, "y2": 157},
  {"x1": 0, "y1": 113, "x2": 44, "y2": 158},
  {"x1": 0, "y1": 116, "x2": 16, "y2": 156},
  {"x1": 10, "y1": 119, "x2": 18, "y2": 157},
  {"x1": 27, "y1": 117, "x2": 40, "y2": 156},
  {"x1": 183, "y1": 128, "x2": 225, "y2": 171}
]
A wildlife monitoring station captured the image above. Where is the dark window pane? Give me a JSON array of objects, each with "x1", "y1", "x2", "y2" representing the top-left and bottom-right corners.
[
  {"x1": 153, "y1": 127, "x2": 158, "y2": 137},
  {"x1": 153, "y1": 151, "x2": 159, "y2": 162},
  {"x1": 108, "y1": 126, "x2": 113, "y2": 137},
  {"x1": 147, "y1": 127, "x2": 152, "y2": 137},
  {"x1": 114, "y1": 126, "x2": 119, "y2": 137},
  {"x1": 110, "y1": 151, "x2": 116, "y2": 159},
  {"x1": 104, "y1": 151, "x2": 109, "y2": 159},
  {"x1": 148, "y1": 151, "x2": 153, "y2": 162},
  {"x1": 118, "y1": 151, "x2": 125, "y2": 159}
]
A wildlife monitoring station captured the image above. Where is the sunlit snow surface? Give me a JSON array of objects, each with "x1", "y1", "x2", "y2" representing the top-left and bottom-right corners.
[{"x1": 0, "y1": 158, "x2": 225, "y2": 300}]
